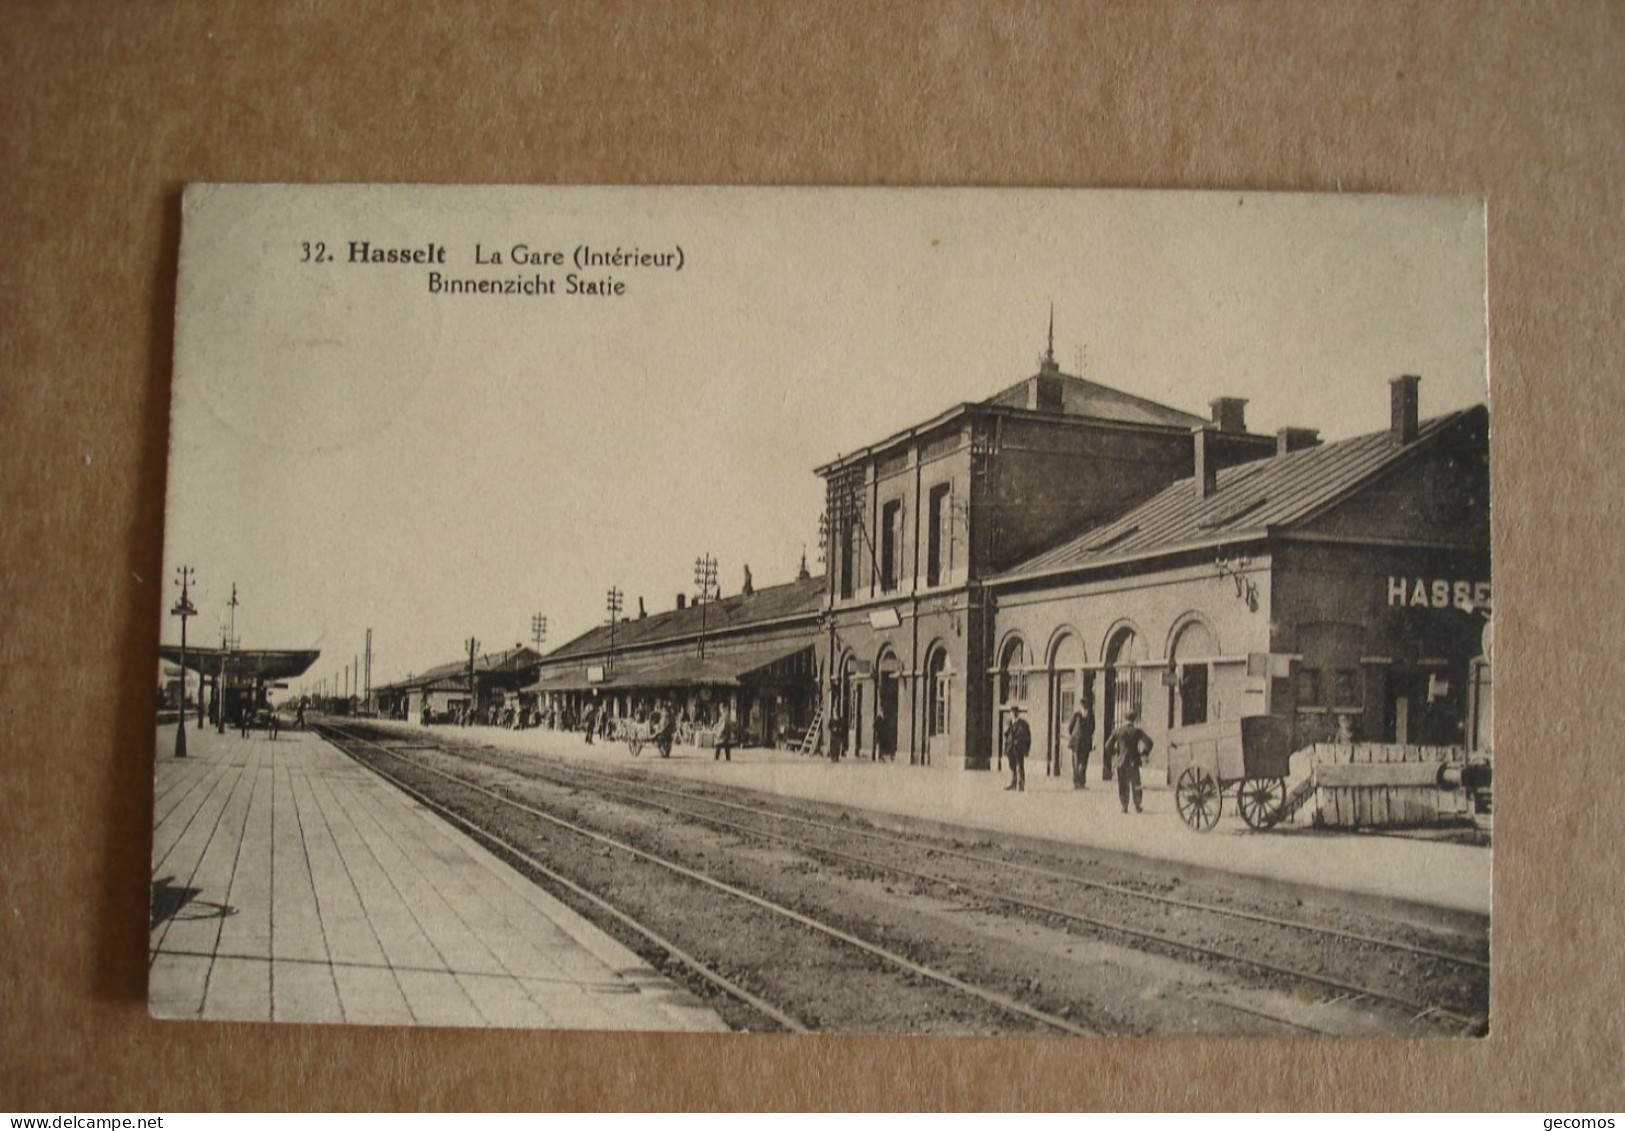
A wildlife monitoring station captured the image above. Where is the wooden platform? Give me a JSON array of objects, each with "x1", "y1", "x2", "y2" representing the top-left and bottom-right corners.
[{"x1": 148, "y1": 723, "x2": 727, "y2": 1030}]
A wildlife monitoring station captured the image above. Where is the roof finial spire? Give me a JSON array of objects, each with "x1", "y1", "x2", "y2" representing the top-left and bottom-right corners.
[{"x1": 1046, "y1": 302, "x2": 1055, "y2": 363}]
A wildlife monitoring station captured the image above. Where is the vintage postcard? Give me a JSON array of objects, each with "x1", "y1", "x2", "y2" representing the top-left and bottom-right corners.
[{"x1": 152, "y1": 185, "x2": 1491, "y2": 1035}]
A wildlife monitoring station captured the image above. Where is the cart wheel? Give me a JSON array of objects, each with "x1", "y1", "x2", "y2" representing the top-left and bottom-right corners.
[
  {"x1": 1175, "y1": 767, "x2": 1222, "y2": 831},
  {"x1": 628, "y1": 738, "x2": 642, "y2": 757},
  {"x1": 1237, "y1": 777, "x2": 1288, "y2": 830}
]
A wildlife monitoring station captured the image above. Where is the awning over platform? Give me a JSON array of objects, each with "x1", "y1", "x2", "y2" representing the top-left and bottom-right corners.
[
  {"x1": 159, "y1": 645, "x2": 320, "y2": 682},
  {"x1": 524, "y1": 644, "x2": 814, "y2": 694}
]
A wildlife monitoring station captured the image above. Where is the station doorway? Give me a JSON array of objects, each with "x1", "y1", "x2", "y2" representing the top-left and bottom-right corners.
[
  {"x1": 1103, "y1": 626, "x2": 1146, "y2": 778},
  {"x1": 876, "y1": 650, "x2": 900, "y2": 760}
]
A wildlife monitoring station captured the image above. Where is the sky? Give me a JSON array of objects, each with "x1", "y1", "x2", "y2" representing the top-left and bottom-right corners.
[{"x1": 159, "y1": 185, "x2": 1488, "y2": 693}]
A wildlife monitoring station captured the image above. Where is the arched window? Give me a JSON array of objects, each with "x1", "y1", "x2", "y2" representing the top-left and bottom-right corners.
[
  {"x1": 1048, "y1": 632, "x2": 1089, "y2": 777},
  {"x1": 926, "y1": 646, "x2": 951, "y2": 737},
  {"x1": 1104, "y1": 626, "x2": 1146, "y2": 736},
  {"x1": 999, "y1": 637, "x2": 1028, "y2": 703},
  {"x1": 1170, "y1": 619, "x2": 1218, "y2": 727}
]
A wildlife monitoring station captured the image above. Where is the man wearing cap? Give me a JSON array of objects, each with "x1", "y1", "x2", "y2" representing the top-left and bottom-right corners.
[
  {"x1": 1003, "y1": 706, "x2": 1032, "y2": 791},
  {"x1": 1105, "y1": 710, "x2": 1153, "y2": 813}
]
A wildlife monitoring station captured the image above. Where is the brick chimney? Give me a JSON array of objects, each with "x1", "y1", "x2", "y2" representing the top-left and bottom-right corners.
[
  {"x1": 1209, "y1": 397, "x2": 1248, "y2": 433},
  {"x1": 1390, "y1": 374, "x2": 1420, "y2": 445},
  {"x1": 1276, "y1": 427, "x2": 1321, "y2": 456},
  {"x1": 676, "y1": 593, "x2": 686, "y2": 611},
  {"x1": 637, "y1": 596, "x2": 647, "y2": 619},
  {"x1": 1193, "y1": 424, "x2": 1219, "y2": 499}
]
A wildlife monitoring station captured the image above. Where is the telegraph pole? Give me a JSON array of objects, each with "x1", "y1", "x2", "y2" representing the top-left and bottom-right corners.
[
  {"x1": 364, "y1": 628, "x2": 373, "y2": 714},
  {"x1": 605, "y1": 589, "x2": 623, "y2": 673},
  {"x1": 531, "y1": 612, "x2": 548, "y2": 653},
  {"x1": 217, "y1": 582, "x2": 238, "y2": 734},
  {"x1": 171, "y1": 566, "x2": 196, "y2": 758},
  {"x1": 693, "y1": 554, "x2": 718, "y2": 658},
  {"x1": 466, "y1": 636, "x2": 480, "y2": 723}
]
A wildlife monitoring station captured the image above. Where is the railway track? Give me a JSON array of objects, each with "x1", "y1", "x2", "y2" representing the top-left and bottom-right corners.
[
  {"x1": 319, "y1": 720, "x2": 1488, "y2": 1035},
  {"x1": 483, "y1": 753, "x2": 1489, "y2": 1029},
  {"x1": 319, "y1": 721, "x2": 1098, "y2": 1035}
]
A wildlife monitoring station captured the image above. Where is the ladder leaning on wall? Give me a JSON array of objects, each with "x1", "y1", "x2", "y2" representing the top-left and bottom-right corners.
[{"x1": 796, "y1": 702, "x2": 824, "y2": 757}]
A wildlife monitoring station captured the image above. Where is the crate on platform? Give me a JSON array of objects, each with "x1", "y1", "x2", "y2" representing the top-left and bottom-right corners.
[{"x1": 1306, "y1": 742, "x2": 1467, "y2": 828}]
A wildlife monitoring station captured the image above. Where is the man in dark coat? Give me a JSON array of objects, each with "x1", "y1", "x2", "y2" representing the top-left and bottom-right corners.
[
  {"x1": 655, "y1": 705, "x2": 676, "y2": 758},
  {"x1": 1004, "y1": 706, "x2": 1031, "y2": 791},
  {"x1": 1105, "y1": 710, "x2": 1153, "y2": 813},
  {"x1": 1068, "y1": 694, "x2": 1096, "y2": 789}
]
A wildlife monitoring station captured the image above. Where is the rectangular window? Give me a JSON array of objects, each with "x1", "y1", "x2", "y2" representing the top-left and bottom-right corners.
[
  {"x1": 1296, "y1": 667, "x2": 1322, "y2": 707},
  {"x1": 880, "y1": 499, "x2": 902, "y2": 593},
  {"x1": 931, "y1": 673, "x2": 950, "y2": 736},
  {"x1": 1333, "y1": 669, "x2": 1360, "y2": 709},
  {"x1": 926, "y1": 483, "x2": 950, "y2": 587},
  {"x1": 1180, "y1": 664, "x2": 1210, "y2": 727}
]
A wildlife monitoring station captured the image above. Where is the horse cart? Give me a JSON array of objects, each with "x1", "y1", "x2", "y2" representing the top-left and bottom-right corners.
[
  {"x1": 616, "y1": 719, "x2": 672, "y2": 758},
  {"x1": 1166, "y1": 715, "x2": 1294, "y2": 831}
]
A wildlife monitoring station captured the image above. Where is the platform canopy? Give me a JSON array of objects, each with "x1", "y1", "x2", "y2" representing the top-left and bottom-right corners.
[{"x1": 158, "y1": 645, "x2": 320, "y2": 682}]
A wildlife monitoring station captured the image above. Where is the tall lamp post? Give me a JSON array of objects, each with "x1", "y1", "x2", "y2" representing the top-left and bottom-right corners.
[{"x1": 171, "y1": 566, "x2": 196, "y2": 758}]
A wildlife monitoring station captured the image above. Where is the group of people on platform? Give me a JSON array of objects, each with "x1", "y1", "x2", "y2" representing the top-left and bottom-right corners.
[
  {"x1": 408, "y1": 693, "x2": 748, "y2": 758},
  {"x1": 410, "y1": 687, "x2": 1153, "y2": 804},
  {"x1": 1001, "y1": 695, "x2": 1153, "y2": 813},
  {"x1": 578, "y1": 701, "x2": 737, "y2": 760},
  {"x1": 822, "y1": 703, "x2": 897, "y2": 763}
]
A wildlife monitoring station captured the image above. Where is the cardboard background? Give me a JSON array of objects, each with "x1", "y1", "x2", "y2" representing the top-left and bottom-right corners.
[{"x1": 2, "y1": 1, "x2": 1620, "y2": 1111}]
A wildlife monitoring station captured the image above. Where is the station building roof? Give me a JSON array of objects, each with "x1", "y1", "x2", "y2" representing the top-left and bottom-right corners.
[
  {"x1": 372, "y1": 645, "x2": 541, "y2": 695},
  {"x1": 982, "y1": 371, "x2": 1208, "y2": 429},
  {"x1": 525, "y1": 642, "x2": 815, "y2": 694},
  {"x1": 816, "y1": 363, "x2": 1215, "y2": 476},
  {"x1": 539, "y1": 574, "x2": 825, "y2": 667},
  {"x1": 991, "y1": 405, "x2": 1489, "y2": 586}
]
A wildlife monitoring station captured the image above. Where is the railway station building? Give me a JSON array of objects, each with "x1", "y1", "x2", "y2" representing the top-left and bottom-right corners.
[
  {"x1": 372, "y1": 644, "x2": 542, "y2": 724},
  {"x1": 525, "y1": 568, "x2": 824, "y2": 749},
  {"x1": 983, "y1": 377, "x2": 1491, "y2": 786},
  {"x1": 814, "y1": 343, "x2": 1276, "y2": 769}
]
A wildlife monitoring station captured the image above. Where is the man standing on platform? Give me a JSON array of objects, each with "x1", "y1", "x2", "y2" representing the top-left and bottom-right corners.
[
  {"x1": 715, "y1": 707, "x2": 733, "y2": 762},
  {"x1": 1106, "y1": 710, "x2": 1153, "y2": 814},
  {"x1": 656, "y1": 703, "x2": 676, "y2": 759},
  {"x1": 1068, "y1": 693, "x2": 1095, "y2": 789},
  {"x1": 1004, "y1": 706, "x2": 1031, "y2": 792}
]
